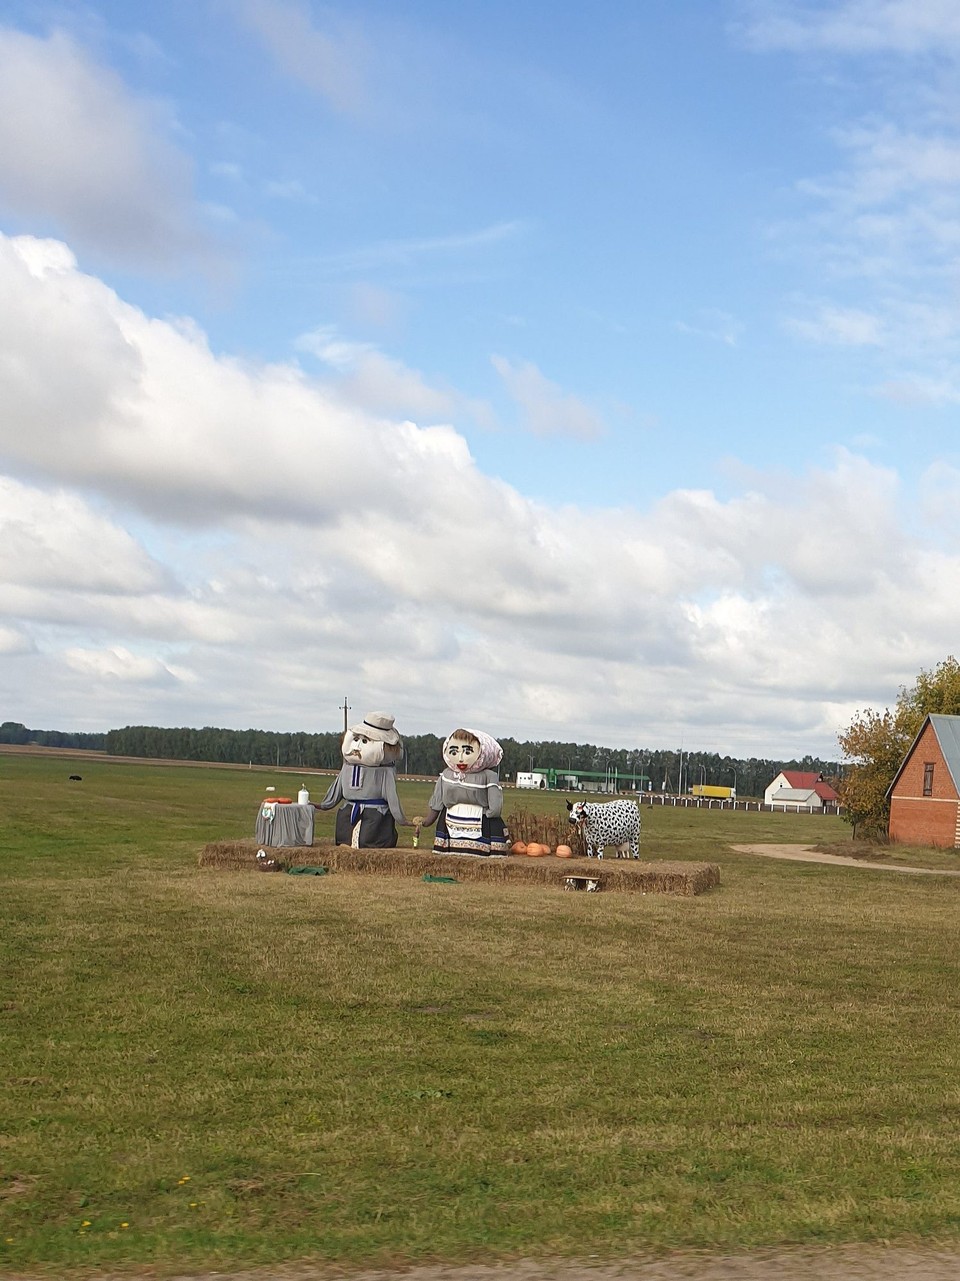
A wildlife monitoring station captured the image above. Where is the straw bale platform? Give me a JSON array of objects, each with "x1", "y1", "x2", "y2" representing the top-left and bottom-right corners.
[{"x1": 198, "y1": 839, "x2": 720, "y2": 896}]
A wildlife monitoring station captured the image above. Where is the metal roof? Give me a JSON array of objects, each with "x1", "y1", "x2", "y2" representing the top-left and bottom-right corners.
[
  {"x1": 770, "y1": 787, "x2": 819, "y2": 803},
  {"x1": 929, "y1": 714, "x2": 960, "y2": 792}
]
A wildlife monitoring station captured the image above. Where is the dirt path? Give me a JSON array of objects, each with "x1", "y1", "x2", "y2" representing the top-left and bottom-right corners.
[
  {"x1": 730, "y1": 843, "x2": 960, "y2": 876},
  {"x1": 334, "y1": 1252, "x2": 960, "y2": 1280},
  {"x1": 31, "y1": 1246, "x2": 960, "y2": 1281}
]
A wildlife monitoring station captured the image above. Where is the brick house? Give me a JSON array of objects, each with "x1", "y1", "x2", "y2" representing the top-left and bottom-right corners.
[
  {"x1": 763, "y1": 770, "x2": 839, "y2": 810},
  {"x1": 887, "y1": 713, "x2": 960, "y2": 848}
]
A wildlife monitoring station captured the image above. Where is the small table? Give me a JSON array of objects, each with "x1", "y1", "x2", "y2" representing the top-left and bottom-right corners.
[{"x1": 255, "y1": 802, "x2": 314, "y2": 848}]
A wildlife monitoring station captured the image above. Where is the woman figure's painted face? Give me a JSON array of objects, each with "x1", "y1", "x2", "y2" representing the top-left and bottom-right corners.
[
  {"x1": 342, "y1": 731, "x2": 384, "y2": 767},
  {"x1": 444, "y1": 735, "x2": 481, "y2": 773}
]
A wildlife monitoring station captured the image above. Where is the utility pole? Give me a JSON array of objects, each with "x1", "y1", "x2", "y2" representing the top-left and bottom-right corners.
[{"x1": 340, "y1": 696, "x2": 351, "y2": 734}]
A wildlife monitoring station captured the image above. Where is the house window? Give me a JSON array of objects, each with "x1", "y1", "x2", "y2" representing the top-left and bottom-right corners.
[{"x1": 923, "y1": 762, "x2": 935, "y2": 796}]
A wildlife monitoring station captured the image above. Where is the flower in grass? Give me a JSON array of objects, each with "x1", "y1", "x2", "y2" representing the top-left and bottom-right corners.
[
  {"x1": 177, "y1": 1176, "x2": 191, "y2": 1185},
  {"x1": 120, "y1": 1222, "x2": 129, "y2": 1229}
]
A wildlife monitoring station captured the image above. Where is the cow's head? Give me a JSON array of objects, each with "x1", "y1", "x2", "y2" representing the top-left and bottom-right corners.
[{"x1": 566, "y1": 799, "x2": 588, "y2": 827}]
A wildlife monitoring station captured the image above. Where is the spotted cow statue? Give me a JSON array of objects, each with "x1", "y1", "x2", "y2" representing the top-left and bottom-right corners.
[{"x1": 566, "y1": 798, "x2": 641, "y2": 859}]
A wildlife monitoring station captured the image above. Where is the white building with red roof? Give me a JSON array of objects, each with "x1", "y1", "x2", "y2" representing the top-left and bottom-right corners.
[{"x1": 763, "y1": 770, "x2": 839, "y2": 810}]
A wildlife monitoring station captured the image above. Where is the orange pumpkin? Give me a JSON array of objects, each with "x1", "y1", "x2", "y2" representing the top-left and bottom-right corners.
[
  {"x1": 510, "y1": 841, "x2": 528, "y2": 855},
  {"x1": 526, "y1": 842, "x2": 547, "y2": 857},
  {"x1": 555, "y1": 844, "x2": 574, "y2": 858}
]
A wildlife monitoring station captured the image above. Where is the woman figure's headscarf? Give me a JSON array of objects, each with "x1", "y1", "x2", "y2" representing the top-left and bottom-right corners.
[{"x1": 442, "y1": 728, "x2": 503, "y2": 773}]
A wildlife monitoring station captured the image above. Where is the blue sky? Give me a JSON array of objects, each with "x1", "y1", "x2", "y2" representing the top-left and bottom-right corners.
[{"x1": 1, "y1": 0, "x2": 960, "y2": 758}]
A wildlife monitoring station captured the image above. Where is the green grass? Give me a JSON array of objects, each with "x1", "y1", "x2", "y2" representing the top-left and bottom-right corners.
[{"x1": 3, "y1": 752, "x2": 960, "y2": 1275}]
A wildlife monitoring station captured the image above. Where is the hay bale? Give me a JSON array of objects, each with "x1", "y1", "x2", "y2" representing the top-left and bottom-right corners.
[
  {"x1": 198, "y1": 839, "x2": 719, "y2": 895},
  {"x1": 198, "y1": 841, "x2": 253, "y2": 869}
]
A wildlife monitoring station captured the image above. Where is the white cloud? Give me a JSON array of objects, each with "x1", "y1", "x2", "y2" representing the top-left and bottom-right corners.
[
  {"x1": 345, "y1": 282, "x2": 404, "y2": 330},
  {"x1": 312, "y1": 221, "x2": 526, "y2": 276},
  {"x1": 0, "y1": 624, "x2": 33, "y2": 656},
  {"x1": 784, "y1": 304, "x2": 885, "y2": 345},
  {"x1": 0, "y1": 26, "x2": 209, "y2": 270},
  {"x1": 0, "y1": 235, "x2": 476, "y2": 526},
  {"x1": 4, "y1": 231, "x2": 960, "y2": 754},
  {"x1": 491, "y1": 355, "x2": 606, "y2": 440},
  {"x1": 784, "y1": 122, "x2": 960, "y2": 300},
  {"x1": 295, "y1": 327, "x2": 376, "y2": 370},
  {"x1": 0, "y1": 477, "x2": 169, "y2": 594},
  {"x1": 740, "y1": 1, "x2": 960, "y2": 54},
  {"x1": 262, "y1": 178, "x2": 317, "y2": 203},
  {"x1": 210, "y1": 161, "x2": 244, "y2": 183},
  {"x1": 231, "y1": 0, "x2": 371, "y2": 115},
  {"x1": 329, "y1": 350, "x2": 458, "y2": 419},
  {"x1": 875, "y1": 375, "x2": 960, "y2": 405},
  {"x1": 64, "y1": 645, "x2": 195, "y2": 685},
  {"x1": 918, "y1": 460, "x2": 960, "y2": 539},
  {"x1": 750, "y1": 26, "x2": 960, "y2": 392},
  {"x1": 674, "y1": 309, "x2": 744, "y2": 346},
  {"x1": 804, "y1": 124, "x2": 960, "y2": 211},
  {"x1": 295, "y1": 325, "x2": 479, "y2": 422}
]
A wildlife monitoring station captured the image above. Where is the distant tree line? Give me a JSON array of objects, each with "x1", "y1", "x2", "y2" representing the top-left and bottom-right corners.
[
  {"x1": 90, "y1": 723, "x2": 838, "y2": 799},
  {"x1": 2, "y1": 717, "x2": 840, "y2": 799},
  {"x1": 0, "y1": 721, "x2": 107, "y2": 750}
]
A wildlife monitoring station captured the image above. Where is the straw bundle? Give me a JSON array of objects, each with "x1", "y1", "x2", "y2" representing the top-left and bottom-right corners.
[
  {"x1": 504, "y1": 806, "x2": 586, "y2": 856},
  {"x1": 198, "y1": 840, "x2": 719, "y2": 895}
]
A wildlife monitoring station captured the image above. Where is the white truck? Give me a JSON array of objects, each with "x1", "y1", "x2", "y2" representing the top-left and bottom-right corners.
[{"x1": 516, "y1": 771, "x2": 548, "y2": 789}]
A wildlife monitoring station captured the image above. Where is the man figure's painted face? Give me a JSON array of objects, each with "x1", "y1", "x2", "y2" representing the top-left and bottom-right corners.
[{"x1": 342, "y1": 731, "x2": 384, "y2": 767}]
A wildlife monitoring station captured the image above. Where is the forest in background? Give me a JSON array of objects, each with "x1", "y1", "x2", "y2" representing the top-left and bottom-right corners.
[{"x1": 0, "y1": 720, "x2": 839, "y2": 799}]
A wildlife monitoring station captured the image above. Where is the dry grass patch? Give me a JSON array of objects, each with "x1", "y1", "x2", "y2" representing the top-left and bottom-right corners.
[
  {"x1": 813, "y1": 841, "x2": 888, "y2": 861},
  {"x1": 813, "y1": 839, "x2": 960, "y2": 872},
  {"x1": 10, "y1": 751, "x2": 960, "y2": 1273},
  {"x1": 198, "y1": 839, "x2": 720, "y2": 895}
]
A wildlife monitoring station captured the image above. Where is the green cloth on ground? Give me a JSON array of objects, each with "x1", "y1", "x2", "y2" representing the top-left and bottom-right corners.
[
  {"x1": 423, "y1": 874, "x2": 458, "y2": 883},
  {"x1": 285, "y1": 866, "x2": 329, "y2": 876}
]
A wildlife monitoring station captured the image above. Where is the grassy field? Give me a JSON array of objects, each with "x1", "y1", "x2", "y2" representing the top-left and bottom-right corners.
[{"x1": 3, "y1": 751, "x2": 960, "y2": 1276}]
